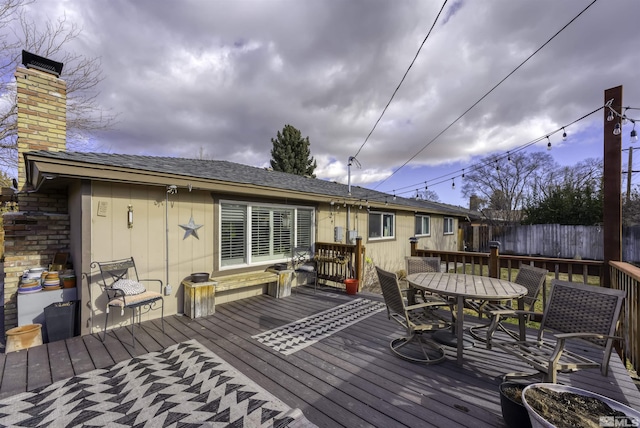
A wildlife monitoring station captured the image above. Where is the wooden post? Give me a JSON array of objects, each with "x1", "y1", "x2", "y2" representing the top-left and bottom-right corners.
[
  {"x1": 489, "y1": 241, "x2": 500, "y2": 278},
  {"x1": 603, "y1": 86, "x2": 623, "y2": 287},
  {"x1": 355, "y1": 237, "x2": 363, "y2": 285},
  {"x1": 410, "y1": 237, "x2": 418, "y2": 256}
]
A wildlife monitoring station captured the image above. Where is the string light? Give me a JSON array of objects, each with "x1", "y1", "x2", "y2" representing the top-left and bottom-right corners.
[
  {"x1": 546, "y1": 136, "x2": 552, "y2": 151},
  {"x1": 424, "y1": 181, "x2": 428, "y2": 191},
  {"x1": 607, "y1": 109, "x2": 615, "y2": 122},
  {"x1": 622, "y1": 108, "x2": 628, "y2": 125},
  {"x1": 415, "y1": 189, "x2": 419, "y2": 200},
  {"x1": 385, "y1": 197, "x2": 388, "y2": 206},
  {"x1": 506, "y1": 153, "x2": 511, "y2": 163},
  {"x1": 631, "y1": 121, "x2": 638, "y2": 143},
  {"x1": 451, "y1": 178, "x2": 455, "y2": 189},
  {"x1": 613, "y1": 123, "x2": 622, "y2": 136},
  {"x1": 462, "y1": 169, "x2": 465, "y2": 178},
  {"x1": 393, "y1": 191, "x2": 396, "y2": 201},
  {"x1": 495, "y1": 159, "x2": 500, "y2": 171},
  {"x1": 562, "y1": 127, "x2": 567, "y2": 141}
]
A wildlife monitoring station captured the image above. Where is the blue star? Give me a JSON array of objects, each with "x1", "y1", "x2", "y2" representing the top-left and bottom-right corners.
[{"x1": 179, "y1": 215, "x2": 203, "y2": 240}]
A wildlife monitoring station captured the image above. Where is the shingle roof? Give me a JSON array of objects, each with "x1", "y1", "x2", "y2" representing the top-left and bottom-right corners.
[{"x1": 27, "y1": 150, "x2": 477, "y2": 217}]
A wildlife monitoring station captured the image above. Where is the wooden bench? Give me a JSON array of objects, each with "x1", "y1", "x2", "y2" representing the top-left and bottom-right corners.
[
  {"x1": 212, "y1": 271, "x2": 279, "y2": 292},
  {"x1": 183, "y1": 271, "x2": 280, "y2": 318}
]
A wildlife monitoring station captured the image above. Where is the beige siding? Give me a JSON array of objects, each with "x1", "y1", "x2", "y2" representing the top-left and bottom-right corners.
[
  {"x1": 89, "y1": 182, "x2": 214, "y2": 333},
  {"x1": 316, "y1": 203, "x2": 458, "y2": 273}
]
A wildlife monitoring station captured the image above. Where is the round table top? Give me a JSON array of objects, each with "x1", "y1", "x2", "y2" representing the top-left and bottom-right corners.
[{"x1": 406, "y1": 272, "x2": 527, "y2": 300}]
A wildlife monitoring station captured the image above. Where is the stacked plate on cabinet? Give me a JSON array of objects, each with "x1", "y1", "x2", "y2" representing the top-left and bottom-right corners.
[{"x1": 42, "y1": 272, "x2": 61, "y2": 290}]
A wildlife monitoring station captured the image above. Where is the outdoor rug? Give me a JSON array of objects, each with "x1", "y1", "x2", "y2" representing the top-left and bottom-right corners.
[
  {"x1": 0, "y1": 340, "x2": 303, "y2": 427},
  {"x1": 252, "y1": 298, "x2": 386, "y2": 355}
]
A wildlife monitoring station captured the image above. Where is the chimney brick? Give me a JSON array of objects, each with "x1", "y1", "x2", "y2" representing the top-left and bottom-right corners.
[{"x1": 15, "y1": 66, "x2": 66, "y2": 190}]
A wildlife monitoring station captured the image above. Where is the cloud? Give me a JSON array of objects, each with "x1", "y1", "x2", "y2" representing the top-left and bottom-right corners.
[{"x1": 14, "y1": 0, "x2": 640, "y2": 203}]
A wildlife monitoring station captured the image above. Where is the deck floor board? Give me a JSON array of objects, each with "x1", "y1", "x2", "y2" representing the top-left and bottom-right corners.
[{"x1": 0, "y1": 287, "x2": 638, "y2": 427}]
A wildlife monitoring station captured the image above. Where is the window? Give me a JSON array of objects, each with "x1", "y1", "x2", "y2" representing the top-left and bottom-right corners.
[
  {"x1": 415, "y1": 215, "x2": 430, "y2": 236},
  {"x1": 368, "y1": 211, "x2": 395, "y2": 240},
  {"x1": 221, "y1": 202, "x2": 314, "y2": 268},
  {"x1": 444, "y1": 217, "x2": 454, "y2": 235}
]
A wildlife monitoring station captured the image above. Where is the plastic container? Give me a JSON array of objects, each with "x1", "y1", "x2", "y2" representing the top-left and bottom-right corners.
[{"x1": 344, "y1": 278, "x2": 359, "y2": 295}]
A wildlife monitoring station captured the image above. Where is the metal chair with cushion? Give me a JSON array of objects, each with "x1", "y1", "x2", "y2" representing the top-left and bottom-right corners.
[
  {"x1": 292, "y1": 246, "x2": 317, "y2": 293},
  {"x1": 492, "y1": 279, "x2": 625, "y2": 383},
  {"x1": 467, "y1": 264, "x2": 548, "y2": 346},
  {"x1": 375, "y1": 266, "x2": 449, "y2": 364},
  {"x1": 91, "y1": 257, "x2": 165, "y2": 347}
]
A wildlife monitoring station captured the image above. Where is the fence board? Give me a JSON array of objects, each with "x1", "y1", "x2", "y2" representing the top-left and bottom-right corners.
[{"x1": 462, "y1": 224, "x2": 640, "y2": 262}]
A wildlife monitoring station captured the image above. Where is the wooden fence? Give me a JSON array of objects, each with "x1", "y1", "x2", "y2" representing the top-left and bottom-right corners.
[{"x1": 463, "y1": 224, "x2": 640, "y2": 262}]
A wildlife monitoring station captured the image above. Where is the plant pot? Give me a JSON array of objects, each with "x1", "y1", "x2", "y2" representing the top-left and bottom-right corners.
[
  {"x1": 5, "y1": 324, "x2": 43, "y2": 352},
  {"x1": 522, "y1": 383, "x2": 640, "y2": 428},
  {"x1": 499, "y1": 382, "x2": 532, "y2": 428},
  {"x1": 344, "y1": 278, "x2": 358, "y2": 295}
]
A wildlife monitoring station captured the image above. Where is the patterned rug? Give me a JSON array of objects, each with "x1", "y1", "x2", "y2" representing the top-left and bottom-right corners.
[
  {"x1": 252, "y1": 298, "x2": 386, "y2": 355},
  {"x1": 0, "y1": 340, "x2": 303, "y2": 427}
]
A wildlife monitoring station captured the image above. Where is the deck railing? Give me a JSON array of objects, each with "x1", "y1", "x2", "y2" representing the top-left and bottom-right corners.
[
  {"x1": 314, "y1": 239, "x2": 365, "y2": 289},
  {"x1": 610, "y1": 261, "x2": 640, "y2": 375}
]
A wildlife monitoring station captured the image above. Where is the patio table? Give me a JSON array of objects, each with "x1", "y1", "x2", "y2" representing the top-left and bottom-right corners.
[{"x1": 406, "y1": 272, "x2": 528, "y2": 365}]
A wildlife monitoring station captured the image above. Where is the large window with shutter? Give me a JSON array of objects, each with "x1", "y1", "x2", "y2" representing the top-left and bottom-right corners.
[{"x1": 220, "y1": 201, "x2": 314, "y2": 268}]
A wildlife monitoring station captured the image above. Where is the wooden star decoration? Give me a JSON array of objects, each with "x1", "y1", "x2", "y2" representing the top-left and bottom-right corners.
[{"x1": 179, "y1": 215, "x2": 203, "y2": 240}]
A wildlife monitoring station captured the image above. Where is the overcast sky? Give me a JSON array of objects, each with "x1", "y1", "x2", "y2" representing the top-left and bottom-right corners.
[{"x1": 15, "y1": 0, "x2": 640, "y2": 206}]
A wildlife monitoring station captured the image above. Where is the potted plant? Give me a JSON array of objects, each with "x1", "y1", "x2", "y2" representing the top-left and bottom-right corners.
[
  {"x1": 499, "y1": 381, "x2": 532, "y2": 428},
  {"x1": 522, "y1": 383, "x2": 640, "y2": 428}
]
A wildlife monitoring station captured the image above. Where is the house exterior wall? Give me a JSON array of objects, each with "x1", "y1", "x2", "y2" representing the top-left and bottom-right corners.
[
  {"x1": 88, "y1": 182, "x2": 214, "y2": 333},
  {"x1": 315, "y1": 203, "x2": 458, "y2": 274}
]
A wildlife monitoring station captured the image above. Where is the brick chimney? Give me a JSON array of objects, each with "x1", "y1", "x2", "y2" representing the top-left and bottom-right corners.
[{"x1": 15, "y1": 51, "x2": 66, "y2": 190}]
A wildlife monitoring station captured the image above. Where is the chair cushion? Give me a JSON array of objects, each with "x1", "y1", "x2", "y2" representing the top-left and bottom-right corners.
[
  {"x1": 113, "y1": 279, "x2": 146, "y2": 295},
  {"x1": 108, "y1": 290, "x2": 163, "y2": 308}
]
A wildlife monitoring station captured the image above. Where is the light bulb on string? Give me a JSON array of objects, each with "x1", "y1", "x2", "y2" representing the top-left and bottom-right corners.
[
  {"x1": 546, "y1": 136, "x2": 552, "y2": 151},
  {"x1": 393, "y1": 191, "x2": 396, "y2": 201},
  {"x1": 462, "y1": 168, "x2": 465, "y2": 178},
  {"x1": 622, "y1": 108, "x2": 628, "y2": 125},
  {"x1": 415, "y1": 189, "x2": 419, "y2": 201},
  {"x1": 562, "y1": 127, "x2": 567, "y2": 141},
  {"x1": 507, "y1": 153, "x2": 511, "y2": 163},
  {"x1": 495, "y1": 159, "x2": 500, "y2": 171},
  {"x1": 631, "y1": 122, "x2": 638, "y2": 143},
  {"x1": 451, "y1": 179, "x2": 455, "y2": 189},
  {"x1": 607, "y1": 110, "x2": 615, "y2": 122},
  {"x1": 385, "y1": 198, "x2": 388, "y2": 206},
  {"x1": 613, "y1": 123, "x2": 622, "y2": 136},
  {"x1": 424, "y1": 181, "x2": 428, "y2": 191}
]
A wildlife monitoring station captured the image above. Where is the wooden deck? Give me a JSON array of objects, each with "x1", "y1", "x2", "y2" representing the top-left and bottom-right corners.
[{"x1": 0, "y1": 286, "x2": 639, "y2": 427}]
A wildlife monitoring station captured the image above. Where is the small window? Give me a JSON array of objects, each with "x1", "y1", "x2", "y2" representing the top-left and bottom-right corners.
[
  {"x1": 444, "y1": 217, "x2": 454, "y2": 235},
  {"x1": 415, "y1": 215, "x2": 430, "y2": 236},
  {"x1": 368, "y1": 211, "x2": 395, "y2": 240}
]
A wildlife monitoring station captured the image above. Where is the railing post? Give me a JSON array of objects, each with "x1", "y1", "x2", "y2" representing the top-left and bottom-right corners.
[
  {"x1": 489, "y1": 241, "x2": 500, "y2": 278},
  {"x1": 410, "y1": 236, "x2": 418, "y2": 256},
  {"x1": 355, "y1": 237, "x2": 363, "y2": 284}
]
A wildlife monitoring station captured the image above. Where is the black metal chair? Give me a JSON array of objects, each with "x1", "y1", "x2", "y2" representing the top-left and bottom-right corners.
[
  {"x1": 91, "y1": 257, "x2": 164, "y2": 347},
  {"x1": 292, "y1": 246, "x2": 317, "y2": 293},
  {"x1": 375, "y1": 266, "x2": 449, "y2": 364}
]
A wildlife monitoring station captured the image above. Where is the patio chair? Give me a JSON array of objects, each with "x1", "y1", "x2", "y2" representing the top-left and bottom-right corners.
[
  {"x1": 491, "y1": 279, "x2": 625, "y2": 383},
  {"x1": 91, "y1": 257, "x2": 165, "y2": 347},
  {"x1": 375, "y1": 266, "x2": 449, "y2": 364},
  {"x1": 405, "y1": 256, "x2": 449, "y2": 305},
  {"x1": 467, "y1": 264, "x2": 548, "y2": 346},
  {"x1": 292, "y1": 246, "x2": 317, "y2": 293}
]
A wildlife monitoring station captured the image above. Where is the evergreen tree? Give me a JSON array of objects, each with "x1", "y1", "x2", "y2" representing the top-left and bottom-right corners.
[{"x1": 270, "y1": 124, "x2": 316, "y2": 177}]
